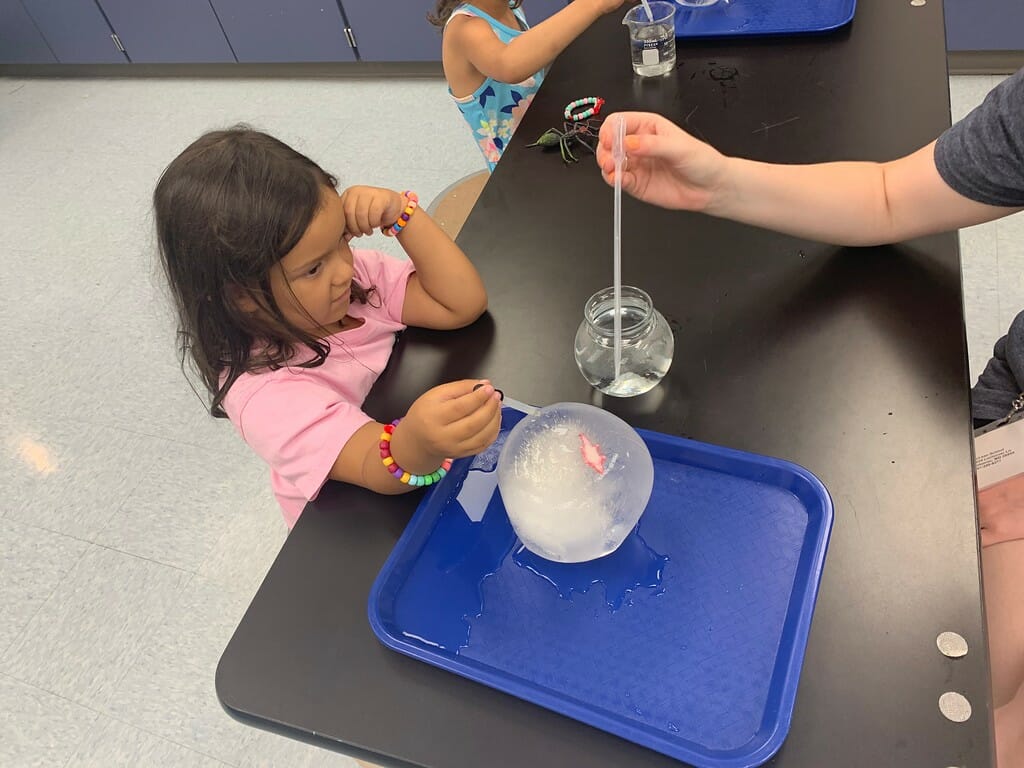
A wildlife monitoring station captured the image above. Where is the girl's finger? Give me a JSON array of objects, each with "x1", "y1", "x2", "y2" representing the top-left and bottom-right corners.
[
  {"x1": 342, "y1": 196, "x2": 362, "y2": 236},
  {"x1": 439, "y1": 382, "x2": 496, "y2": 424},
  {"x1": 355, "y1": 195, "x2": 375, "y2": 236},
  {"x1": 367, "y1": 196, "x2": 387, "y2": 233},
  {"x1": 469, "y1": 408, "x2": 504, "y2": 455},
  {"x1": 430, "y1": 379, "x2": 489, "y2": 401},
  {"x1": 449, "y1": 395, "x2": 501, "y2": 448}
]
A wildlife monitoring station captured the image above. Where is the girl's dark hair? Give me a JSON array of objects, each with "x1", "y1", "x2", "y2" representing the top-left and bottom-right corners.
[
  {"x1": 428, "y1": 0, "x2": 523, "y2": 28},
  {"x1": 154, "y1": 126, "x2": 374, "y2": 418}
]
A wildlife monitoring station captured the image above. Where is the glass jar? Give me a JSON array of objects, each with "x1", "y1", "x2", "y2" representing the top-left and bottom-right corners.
[{"x1": 574, "y1": 286, "x2": 674, "y2": 397}]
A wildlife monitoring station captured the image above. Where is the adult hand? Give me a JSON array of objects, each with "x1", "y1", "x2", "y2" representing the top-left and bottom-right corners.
[{"x1": 596, "y1": 111, "x2": 729, "y2": 213}]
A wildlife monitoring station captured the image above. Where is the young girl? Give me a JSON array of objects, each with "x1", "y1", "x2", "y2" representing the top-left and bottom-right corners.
[
  {"x1": 154, "y1": 127, "x2": 502, "y2": 528},
  {"x1": 431, "y1": 0, "x2": 627, "y2": 169}
]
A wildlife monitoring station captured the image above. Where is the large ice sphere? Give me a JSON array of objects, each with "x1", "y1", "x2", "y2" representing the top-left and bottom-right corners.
[{"x1": 497, "y1": 402, "x2": 654, "y2": 563}]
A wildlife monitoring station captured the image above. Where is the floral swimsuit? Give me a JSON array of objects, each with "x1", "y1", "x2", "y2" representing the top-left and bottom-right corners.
[{"x1": 448, "y1": 3, "x2": 546, "y2": 170}]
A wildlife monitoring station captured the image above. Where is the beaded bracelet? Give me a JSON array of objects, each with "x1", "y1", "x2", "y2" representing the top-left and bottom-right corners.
[
  {"x1": 384, "y1": 191, "x2": 419, "y2": 237},
  {"x1": 380, "y1": 419, "x2": 453, "y2": 486},
  {"x1": 564, "y1": 96, "x2": 605, "y2": 122}
]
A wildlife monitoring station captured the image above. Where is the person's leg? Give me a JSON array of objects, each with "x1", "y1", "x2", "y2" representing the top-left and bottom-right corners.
[{"x1": 982, "y1": 539, "x2": 1024, "y2": 707}]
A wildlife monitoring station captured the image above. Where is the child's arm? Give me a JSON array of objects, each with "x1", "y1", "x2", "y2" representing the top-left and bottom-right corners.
[
  {"x1": 595, "y1": 111, "x2": 1021, "y2": 247},
  {"x1": 329, "y1": 380, "x2": 502, "y2": 494},
  {"x1": 449, "y1": 0, "x2": 627, "y2": 86},
  {"x1": 340, "y1": 186, "x2": 487, "y2": 329}
]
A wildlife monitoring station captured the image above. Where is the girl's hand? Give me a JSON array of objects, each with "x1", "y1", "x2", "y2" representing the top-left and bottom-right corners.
[
  {"x1": 339, "y1": 185, "x2": 405, "y2": 239},
  {"x1": 399, "y1": 379, "x2": 503, "y2": 460},
  {"x1": 596, "y1": 111, "x2": 730, "y2": 213}
]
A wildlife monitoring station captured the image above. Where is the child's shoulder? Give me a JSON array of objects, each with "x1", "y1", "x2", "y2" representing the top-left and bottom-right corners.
[
  {"x1": 443, "y1": 5, "x2": 497, "y2": 36},
  {"x1": 221, "y1": 364, "x2": 306, "y2": 423},
  {"x1": 445, "y1": 4, "x2": 477, "y2": 22},
  {"x1": 351, "y1": 247, "x2": 415, "y2": 298}
]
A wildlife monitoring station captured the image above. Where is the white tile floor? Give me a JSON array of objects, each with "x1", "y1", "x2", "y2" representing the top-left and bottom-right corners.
[{"x1": 0, "y1": 73, "x2": 1020, "y2": 767}]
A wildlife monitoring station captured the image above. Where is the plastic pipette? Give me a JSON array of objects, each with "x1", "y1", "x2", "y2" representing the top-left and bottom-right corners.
[{"x1": 612, "y1": 115, "x2": 626, "y2": 382}]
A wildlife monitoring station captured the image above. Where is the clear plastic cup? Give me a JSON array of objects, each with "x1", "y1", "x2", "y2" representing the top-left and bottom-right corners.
[{"x1": 623, "y1": 2, "x2": 677, "y2": 78}]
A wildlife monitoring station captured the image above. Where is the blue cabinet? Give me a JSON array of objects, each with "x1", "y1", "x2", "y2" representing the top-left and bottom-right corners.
[
  {"x1": 96, "y1": 0, "x2": 235, "y2": 63},
  {"x1": 211, "y1": 0, "x2": 354, "y2": 62},
  {"x1": 344, "y1": 0, "x2": 567, "y2": 62},
  {"x1": 0, "y1": 0, "x2": 56, "y2": 63},
  {"x1": 21, "y1": 0, "x2": 125, "y2": 63},
  {"x1": 341, "y1": 1, "x2": 444, "y2": 62},
  {"x1": 2, "y1": 0, "x2": 577, "y2": 65},
  {"x1": 944, "y1": 0, "x2": 1024, "y2": 51}
]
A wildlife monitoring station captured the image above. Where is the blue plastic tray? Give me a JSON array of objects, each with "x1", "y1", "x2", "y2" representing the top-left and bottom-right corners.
[
  {"x1": 369, "y1": 405, "x2": 833, "y2": 768},
  {"x1": 673, "y1": 0, "x2": 856, "y2": 39}
]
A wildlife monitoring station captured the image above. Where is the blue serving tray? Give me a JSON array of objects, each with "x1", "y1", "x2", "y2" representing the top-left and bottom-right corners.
[
  {"x1": 673, "y1": 0, "x2": 856, "y2": 39},
  {"x1": 369, "y1": 405, "x2": 833, "y2": 768}
]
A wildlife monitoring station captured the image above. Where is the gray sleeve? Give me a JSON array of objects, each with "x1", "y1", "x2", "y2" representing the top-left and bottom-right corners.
[{"x1": 934, "y1": 68, "x2": 1024, "y2": 208}]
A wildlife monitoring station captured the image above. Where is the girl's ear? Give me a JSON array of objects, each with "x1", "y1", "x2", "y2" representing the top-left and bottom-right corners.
[{"x1": 226, "y1": 284, "x2": 261, "y2": 313}]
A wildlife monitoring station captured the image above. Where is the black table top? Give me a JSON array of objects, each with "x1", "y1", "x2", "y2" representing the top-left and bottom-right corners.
[{"x1": 216, "y1": 2, "x2": 995, "y2": 766}]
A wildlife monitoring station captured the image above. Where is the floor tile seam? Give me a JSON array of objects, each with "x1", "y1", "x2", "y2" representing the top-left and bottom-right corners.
[
  {"x1": 0, "y1": 541, "x2": 93, "y2": 662},
  {"x1": 89, "y1": 570, "x2": 200, "y2": 724},
  {"x1": 61, "y1": 413, "x2": 236, "y2": 457},
  {"x1": 89, "y1": 541, "x2": 199, "y2": 576},
  {"x1": 102, "y1": 719, "x2": 240, "y2": 768},
  {"x1": 0, "y1": 660, "x2": 239, "y2": 768},
  {"x1": 0, "y1": 668, "x2": 107, "y2": 718},
  {"x1": 307, "y1": 117, "x2": 358, "y2": 157},
  {"x1": 0, "y1": 523, "x2": 194, "y2": 650},
  {"x1": 53, "y1": 711, "x2": 239, "y2": 768},
  {"x1": 85, "y1": 465, "x2": 160, "y2": 545}
]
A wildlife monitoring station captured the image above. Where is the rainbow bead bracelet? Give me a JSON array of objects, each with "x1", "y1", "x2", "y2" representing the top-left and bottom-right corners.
[
  {"x1": 384, "y1": 190, "x2": 419, "y2": 237},
  {"x1": 380, "y1": 419, "x2": 452, "y2": 486}
]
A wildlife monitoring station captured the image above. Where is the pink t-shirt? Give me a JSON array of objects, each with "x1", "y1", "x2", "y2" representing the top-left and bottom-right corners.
[{"x1": 223, "y1": 249, "x2": 415, "y2": 528}]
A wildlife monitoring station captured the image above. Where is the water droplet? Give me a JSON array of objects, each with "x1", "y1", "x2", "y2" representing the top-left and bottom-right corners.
[{"x1": 667, "y1": 722, "x2": 680, "y2": 733}]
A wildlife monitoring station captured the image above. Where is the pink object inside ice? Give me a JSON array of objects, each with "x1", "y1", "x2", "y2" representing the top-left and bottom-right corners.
[{"x1": 579, "y1": 432, "x2": 607, "y2": 475}]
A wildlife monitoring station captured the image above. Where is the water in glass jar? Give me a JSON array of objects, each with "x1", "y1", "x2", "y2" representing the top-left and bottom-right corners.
[
  {"x1": 589, "y1": 306, "x2": 672, "y2": 397},
  {"x1": 630, "y1": 23, "x2": 675, "y2": 77}
]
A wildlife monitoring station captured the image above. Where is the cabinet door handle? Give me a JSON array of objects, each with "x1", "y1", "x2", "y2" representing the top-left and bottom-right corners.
[
  {"x1": 344, "y1": 27, "x2": 357, "y2": 49},
  {"x1": 111, "y1": 33, "x2": 126, "y2": 54}
]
